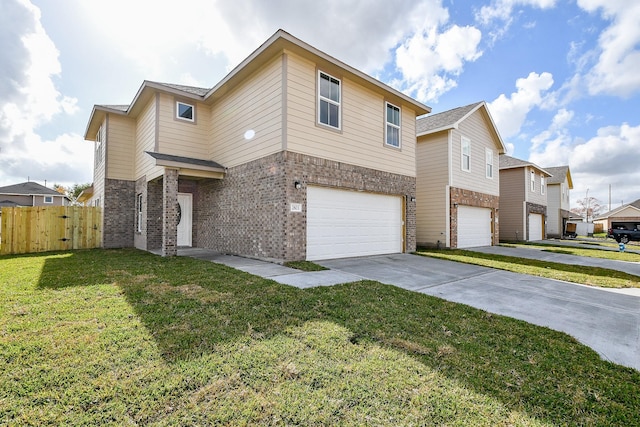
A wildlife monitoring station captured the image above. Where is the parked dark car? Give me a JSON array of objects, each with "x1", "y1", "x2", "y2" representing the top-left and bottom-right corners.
[{"x1": 608, "y1": 224, "x2": 640, "y2": 244}]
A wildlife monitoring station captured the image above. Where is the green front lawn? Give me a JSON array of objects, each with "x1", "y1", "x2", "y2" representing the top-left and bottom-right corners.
[
  {"x1": 417, "y1": 248, "x2": 640, "y2": 288},
  {"x1": 504, "y1": 242, "x2": 640, "y2": 262},
  {"x1": 1, "y1": 249, "x2": 638, "y2": 425}
]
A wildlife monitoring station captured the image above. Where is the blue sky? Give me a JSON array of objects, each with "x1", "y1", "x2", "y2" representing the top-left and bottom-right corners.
[{"x1": 1, "y1": 0, "x2": 639, "y2": 211}]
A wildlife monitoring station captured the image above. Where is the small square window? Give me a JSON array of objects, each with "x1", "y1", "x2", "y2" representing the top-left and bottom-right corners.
[
  {"x1": 176, "y1": 102, "x2": 194, "y2": 122},
  {"x1": 44, "y1": 196, "x2": 53, "y2": 204},
  {"x1": 385, "y1": 102, "x2": 401, "y2": 148}
]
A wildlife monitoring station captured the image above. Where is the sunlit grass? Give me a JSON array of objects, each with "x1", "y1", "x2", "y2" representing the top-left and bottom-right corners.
[{"x1": 1, "y1": 249, "x2": 638, "y2": 425}]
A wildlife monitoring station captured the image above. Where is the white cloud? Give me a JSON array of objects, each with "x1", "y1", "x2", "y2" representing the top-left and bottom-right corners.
[
  {"x1": 0, "y1": 0, "x2": 84, "y2": 187},
  {"x1": 528, "y1": 109, "x2": 575, "y2": 165},
  {"x1": 488, "y1": 71, "x2": 554, "y2": 139},
  {"x1": 578, "y1": 1, "x2": 640, "y2": 97},
  {"x1": 476, "y1": 0, "x2": 557, "y2": 25},
  {"x1": 394, "y1": 24, "x2": 482, "y2": 102}
]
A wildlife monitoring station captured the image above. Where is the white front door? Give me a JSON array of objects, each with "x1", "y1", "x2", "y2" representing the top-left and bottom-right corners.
[{"x1": 177, "y1": 193, "x2": 192, "y2": 247}]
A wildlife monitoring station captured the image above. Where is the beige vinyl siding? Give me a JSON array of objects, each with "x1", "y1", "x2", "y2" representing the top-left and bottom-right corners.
[
  {"x1": 546, "y1": 184, "x2": 562, "y2": 236},
  {"x1": 135, "y1": 98, "x2": 162, "y2": 181},
  {"x1": 157, "y1": 93, "x2": 210, "y2": 160},
  {"x1": 526, "y1": 167, "x2": 547, "y2": 206},
  {"x1": 416, "y1": 132, "x2": 449, "y2": 246},
  {"x1": 209, "y1": 55, "x2": 283, "y2": 167},
  {"x1": 286, "y1": 52, "x2": 416, "y2": 177},
  {"x1": 450, "y1": 110, "x2": 499, "y2": 196},
  {"x1": 499, "y1": 168, "x2": 525, "y2": 241},
  {"x1": 106, "y1": 115, "x2": 135, "y2": 181}
]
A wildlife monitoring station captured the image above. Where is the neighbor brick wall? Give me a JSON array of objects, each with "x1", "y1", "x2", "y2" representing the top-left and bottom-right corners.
[
  {"x1": 449, "y1": 187, "x2": 499, "y2": 248},
  {"x1": 103, "y1": 178, "x2": 135, "y2": 248},
  {"x1": 194, "y1": 151, "x2": 416, "y2": 262}
]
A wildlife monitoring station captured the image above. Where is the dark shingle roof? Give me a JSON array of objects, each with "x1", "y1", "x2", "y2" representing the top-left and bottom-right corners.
[
  {"x1": 0, "y1": 181, "x2": 64, "y2": 197},
  {"x1": 145, "y1": 152, "x2": 224, "y2": 170},
  {"x1": 543, "y1": 166, "x2": 570, "y2": 185},
  {"x1": 152, "y1": 82, "x2": 210, "y2": 96},
  {"x1": 499, "y1": 155, "x2": 551, "y2": 176},
  {"x1": 416, "y1": 101, "x2": 484, "y2": 135}
]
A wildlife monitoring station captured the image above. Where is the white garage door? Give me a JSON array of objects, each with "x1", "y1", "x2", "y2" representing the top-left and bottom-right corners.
[
  {"x1": 457, "y1": 206, "x2": 492, "y2": 248},
  {"x1": 306, "y1": 186, "x2": 403, "y2": 261},
  {"x1": 529, "y1": 213, "x2": 543, "y2": 241}
]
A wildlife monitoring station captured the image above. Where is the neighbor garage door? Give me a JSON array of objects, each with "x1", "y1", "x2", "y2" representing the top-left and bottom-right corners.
[
  {"x1": 457, "y1": 206, "x2": 492, "y2": 248},
  {"x1": 529, "y1": 213, "x2": 543, "y2": 241},
  {"x1": 306, "y1": 186, "x2": 403, "y2": 261}
]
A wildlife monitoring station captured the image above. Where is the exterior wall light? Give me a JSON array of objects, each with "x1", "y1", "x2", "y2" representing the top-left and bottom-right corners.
[{"x1": 294, "y1": 181, "x2": 302, "y2": 190}]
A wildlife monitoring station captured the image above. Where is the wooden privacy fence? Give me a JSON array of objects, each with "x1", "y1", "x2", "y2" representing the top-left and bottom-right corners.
[{"x1": 0, "y1": 206, "x2": 102, "y2": 255}]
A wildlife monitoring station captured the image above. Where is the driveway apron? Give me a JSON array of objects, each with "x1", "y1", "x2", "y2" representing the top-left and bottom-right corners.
[{"x1": 318, "y1": 253, "x2": 640, "y2": 371}]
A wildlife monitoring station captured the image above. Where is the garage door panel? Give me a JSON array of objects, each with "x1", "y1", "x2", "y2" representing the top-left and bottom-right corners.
[
  {"x1": 457, "y1": 206, "x2": 492, "y2": 248},
  {"x1": 529, "y1": 213, "x2": 543, "y2": 241},
  {"x1": 307, "y1": 187, "x2": 402, "y2": 260}
]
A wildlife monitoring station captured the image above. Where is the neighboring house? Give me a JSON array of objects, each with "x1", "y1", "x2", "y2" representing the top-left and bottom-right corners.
[
  {"x1": 76, "y1": 185, "x2": 94, "y2": 206},
  {"x1": 416, "y1": 101, "x2": 506, "y2": 248},
  {"x1": 594, "y1": 199, "x2": 640, "y2": 232},
  {"x1": 499, "y1": 155, "x2": 551, "y2": 241},
  {"x1": 0, "y1": 182, "x2": 69, "y2": 207},
  {"x1": 83, "y1": 29, "x2": 431, "y2": 261},
  {"x1": 542, "y1": 165, "x2": 573, "y2": 238}
]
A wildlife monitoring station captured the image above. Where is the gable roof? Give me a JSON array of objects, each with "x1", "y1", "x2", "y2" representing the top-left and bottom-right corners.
[
  {"x1": 0, "y1": 181, "x2": 67, "y2": 197},
  {"x1": 543, "y1": 165, "x2": 573, "y2": 188},
  {"x1": 416, "y1": 101, "x2": 506, "y2": 154},
  {"x1": 595, "y1": 199, "x2": 640, "y2": 220},
  {"x1": 499, "y1": 155, "x2": 551, "y2": 177},
  {"x1": 86, "y1": 29, "x2": 431, "y2": 140}
]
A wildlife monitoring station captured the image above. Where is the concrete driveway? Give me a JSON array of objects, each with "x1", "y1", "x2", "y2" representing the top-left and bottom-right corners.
[{"x1": 317, "y1": 252, "x2": 640, "y2": 371}]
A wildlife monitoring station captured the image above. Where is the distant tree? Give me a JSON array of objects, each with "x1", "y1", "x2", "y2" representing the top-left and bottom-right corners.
[
  {"x1": 52, "y1": 183, "x2": 92, "y2": 205},
  {"x1": 571, "y1": 196, "x2": 604, "y2": 222}
]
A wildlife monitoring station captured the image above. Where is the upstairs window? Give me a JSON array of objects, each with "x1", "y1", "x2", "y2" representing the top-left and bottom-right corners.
[
  {"x1": 385, "y1": 102, "x2": 401, "y2": 148},
  {"x1": 485, "y1": 148, "x2": 493, "y2": 179},
  {"x1": 530, "y1": 170, "x2": 536, "y2": 192},
  {"x1": 461, "y1": 137, "x2": 471, "y2": 171},
  {"x1": 176, "y1": 101, "x2": 195, "y2": 122},
  {"x1": 95, "y1": 125, "x2": 103, "y2": 165},
  {"x1": 541, "y1": 175, "x2": 546, "y2": 195},
  {"x1": 318, "y1": 71, "x2": 341, "y2": 129}
]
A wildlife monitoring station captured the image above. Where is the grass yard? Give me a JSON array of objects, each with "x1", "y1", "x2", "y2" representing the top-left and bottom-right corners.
[
  {"x1": 1, "y1": 249, "x2": 639, "y2": 426},
  {"x1": 504, "y1": 241, "x2": 640, "y2": 262},
  {"x1": 417, "y1": 248, "x2": 640, "y2": 289}
]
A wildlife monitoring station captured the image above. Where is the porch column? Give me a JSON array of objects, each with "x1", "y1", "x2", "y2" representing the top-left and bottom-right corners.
[{"x1": 162, "y1": 168, "x2": 179, "y2": 257}]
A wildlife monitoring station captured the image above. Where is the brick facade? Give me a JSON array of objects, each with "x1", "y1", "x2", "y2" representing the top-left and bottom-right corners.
[
  {"x1": 102, "y1": 178, "x2": 135, "y2": 248},
  {"x1": 449, "y1": 187, "x2": 499, "y2": 248},
  {"x1": 192, "y1": 151, "x2": 416, "y2": 262},
  {"x1": 162, "y1": 169, "x2": 179, "y2": 257}
]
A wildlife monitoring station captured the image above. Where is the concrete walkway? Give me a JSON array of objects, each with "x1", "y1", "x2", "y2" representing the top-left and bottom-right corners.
[{"x1": 176, "y1": 247, "x2": 640, "y2": 371}]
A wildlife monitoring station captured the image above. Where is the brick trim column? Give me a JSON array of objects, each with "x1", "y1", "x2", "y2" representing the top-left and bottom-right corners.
[{"x1": 162, "y1": 168, "x2": 179, "y2": 257}]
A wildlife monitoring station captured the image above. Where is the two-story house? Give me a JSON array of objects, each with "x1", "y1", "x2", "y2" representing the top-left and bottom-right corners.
[
  {"x1": 83, "y1": 30, "x2": 430, "y2": 261},
  {"x1": 0, "y1": 182, "x2": 69, "y2": 208},
  {"x1": 542, "y1": 165, "x2": 573, "y2": 238},
  {"x1": 499, "y1": 155, "x2": 551, "y2": 241},
  {"x1": 416, "y1": 102, "x2": 506, "y2": 248}
]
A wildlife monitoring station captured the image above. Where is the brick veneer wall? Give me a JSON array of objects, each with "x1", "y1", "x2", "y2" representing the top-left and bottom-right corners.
[
  {"x1": 195, "y1": 151, "x2": 416, "y2": 262},
  {"x1": 103, "y1": 178, "x2": 135, "y2": 248},
  {"x1": 162, "y1": 169, "x2": 179, "y2": 256},
  {"x1": 146, "y1": 179, "x2": 163, "y2": 250},
  {"x1": 449, "y1": 187, "x2": 499, "y2": 248}
]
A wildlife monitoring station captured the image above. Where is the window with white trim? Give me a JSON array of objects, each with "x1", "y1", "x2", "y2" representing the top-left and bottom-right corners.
[
  {"x1": 530, "y1": 170, "x2": 535, "y2": 192},
  {"x1": 461, "y1": 137, "x2": 471, "y2": 171},
  {"x1": 136, "y1": 193, "x2": 143, "y2": 232},
  {"x1": 176, "y1": 101, "x2": 194, "y2": 122},
  {"x1": 318, "y1": 71, "x2": 341, "y2": 129},
  {"x1": 541, "y1": 175, "x2": 546, "y2": 195},
  {"x1": 485, "y1": 148, "x2": 493, "y2": 179},
  {"x1": 95, "y1": 125, "x2": 103, "y2": 165},
  {"x1": 385, "y1": 102, "x2": 401, "y2": 148},
  {"x1": 44, "y1": 196, "x2": 53, "y2": 204}
]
